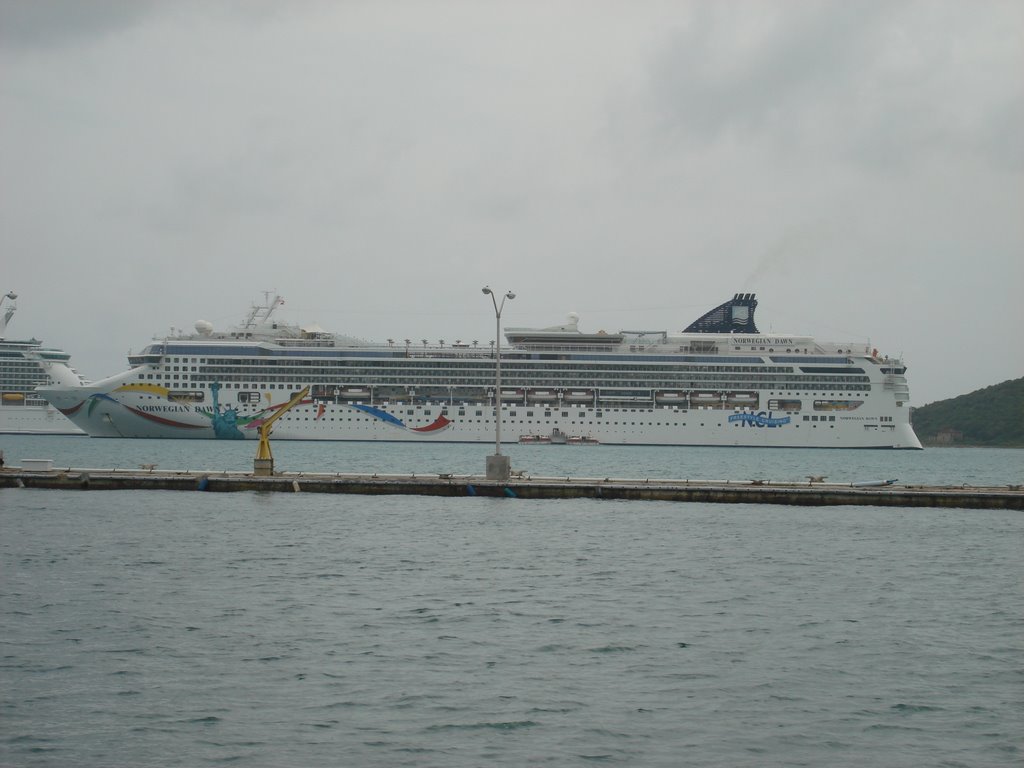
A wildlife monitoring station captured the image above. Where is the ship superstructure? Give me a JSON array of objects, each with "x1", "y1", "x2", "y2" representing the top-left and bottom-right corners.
[
  {"x1": 0, "y1": 291, "x2": 85, "y2": 435},
  {"x1": 38, "y1": 293, "x2": 922, "y2": 448}
]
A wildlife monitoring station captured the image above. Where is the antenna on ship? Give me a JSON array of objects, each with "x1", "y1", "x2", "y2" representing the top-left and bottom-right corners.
[
  {"x1": 263, "y1": 293, "x2": 284, "y2": 324},
  {"x1": 243, "y1": 291, "x2": 284, "y2": 329},
  {"x1": 0, "y1": 291, "x2": 16, "y2": 339}
]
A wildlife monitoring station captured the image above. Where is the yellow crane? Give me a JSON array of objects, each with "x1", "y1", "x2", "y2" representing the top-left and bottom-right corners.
[{"x1": 253, "y1": 386, "x2": 310, "y2": 476}]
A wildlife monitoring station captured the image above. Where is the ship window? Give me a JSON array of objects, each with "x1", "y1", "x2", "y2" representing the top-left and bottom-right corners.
[{"x1": 172, "y1": 388, "x2": 205, "y2": 405}]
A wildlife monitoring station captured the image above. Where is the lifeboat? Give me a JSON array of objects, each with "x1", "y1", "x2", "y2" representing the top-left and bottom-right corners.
[
  {"x1": 690, "y1": 391, "x2": 724, "y2": 408},
  {"x1": 499, "y1": 389, "x2": 525, "y2": 402},
  {"x1": 655, "y1": 390, "x2": 687, "y2": 404},
  {"x1": 726, "y1": 391, "x2": 759, "y2": 406},
  {"x1": 527, "y1": 389, "x2": 558, "y2": 402},
  {"x1": 563, "y1": 389, "x2": 594, "y2": 403},
  {"x1": 339, "y1": 387, "x2": 370, "y2": 399}
]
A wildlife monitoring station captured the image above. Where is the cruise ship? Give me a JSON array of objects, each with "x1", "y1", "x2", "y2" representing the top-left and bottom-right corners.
[
  {"x1": 37, "y1": 293, "x2": 922, "y2": 448},
  {"x1": 0, "y1": 291, "x2": 85, "y2": 435}
]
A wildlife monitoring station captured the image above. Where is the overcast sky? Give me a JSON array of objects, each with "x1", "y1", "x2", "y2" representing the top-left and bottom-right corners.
[{"x1": 1, "y1": 0, "x2": 1021, "y2": 405}]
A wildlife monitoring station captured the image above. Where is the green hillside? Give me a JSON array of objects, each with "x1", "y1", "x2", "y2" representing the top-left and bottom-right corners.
[{"x1": 912, "y1": 378, "x2": 1024, "y2": 447}]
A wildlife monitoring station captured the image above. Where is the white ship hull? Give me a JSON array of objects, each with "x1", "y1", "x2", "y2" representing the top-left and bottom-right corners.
[
  {"x1": 40, "y1": 375, "x2": 920, "y2": 449},
  {"x1": 0, "y1": 404, "x2": 83, "y2": 435}
]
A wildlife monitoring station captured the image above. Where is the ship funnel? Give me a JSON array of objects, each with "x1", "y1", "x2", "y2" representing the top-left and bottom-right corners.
[{"x1": 684, "y1": 293, "x2": 759, "y2": 334}]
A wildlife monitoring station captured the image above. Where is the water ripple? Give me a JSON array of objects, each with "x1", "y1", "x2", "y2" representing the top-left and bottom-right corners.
[{"x1": 1, "y1": 481, "x2": 1021, "y2": 767}]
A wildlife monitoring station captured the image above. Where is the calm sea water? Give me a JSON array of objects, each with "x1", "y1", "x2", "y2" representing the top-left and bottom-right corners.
[
  {"x1": 1, "y1": 437, "x2": 1022, "y2": 766},
  {"x1": 0, "y1": 434, "x2": 1022, "y2": 486}
]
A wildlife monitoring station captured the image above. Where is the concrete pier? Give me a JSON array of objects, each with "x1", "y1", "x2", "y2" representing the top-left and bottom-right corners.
[{"x1": 1, "y1": 466, "x2": 1021, "y2": 509}]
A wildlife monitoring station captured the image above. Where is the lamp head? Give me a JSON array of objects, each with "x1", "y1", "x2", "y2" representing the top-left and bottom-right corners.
[
  {"x1": 481, "y1": 287, "x2": 492, "y2": 295},
  {"x1": 506, "y1": 292, "x2": 516, "y2": 300}
]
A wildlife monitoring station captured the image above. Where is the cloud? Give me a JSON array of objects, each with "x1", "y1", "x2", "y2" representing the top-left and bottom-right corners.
[
  {"x1": 642, "y1": 0, "x2": 1024, "y2": 173},
  {"x1": 647, "y1": 2, "x2": 886, "y2": 141},
  {"x1": 0, "y1": 0, "x2": 158, "y2": 49},
  {"x1": 0, "y1": 1, "x2": 1021, "y2": 402}
]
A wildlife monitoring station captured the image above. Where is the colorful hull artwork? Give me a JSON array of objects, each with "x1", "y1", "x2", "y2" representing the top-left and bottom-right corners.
[
  {"x1": 727, "y1": 412, "x2": 791, "y2": 427},
  {"x1": 52, "y1": 382, "x2": 453, "y2": 440}
]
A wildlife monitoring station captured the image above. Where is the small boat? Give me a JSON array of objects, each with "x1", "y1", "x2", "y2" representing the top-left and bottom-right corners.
[{"x1": 519, "y1": 428, "x2": 599, "y2": 445}]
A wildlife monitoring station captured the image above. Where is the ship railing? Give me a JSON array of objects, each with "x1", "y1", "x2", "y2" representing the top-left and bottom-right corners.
[
  {"x1": 128, "y1": 353, "x2": 163, "y2": 365},
  {"x1": 278, "y1": 338, "x2": 337, "y2": 348},
  {"x1": 510, "y1": 342, "x2": 630, "y2": 353},
  {"x1": 883, "y1": 375, "x2": 910, "y2": 395},
  {"x1": 815, "y1": 341, "x2": 873, "y2": 356},
  {"x1": 404, "y1": 348, "x2": 492, "y2": 359}
]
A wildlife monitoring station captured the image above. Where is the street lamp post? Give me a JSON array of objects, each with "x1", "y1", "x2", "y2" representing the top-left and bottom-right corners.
[{"x1": 482, "y1": 286, "x2": 515, "y2": 481}]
